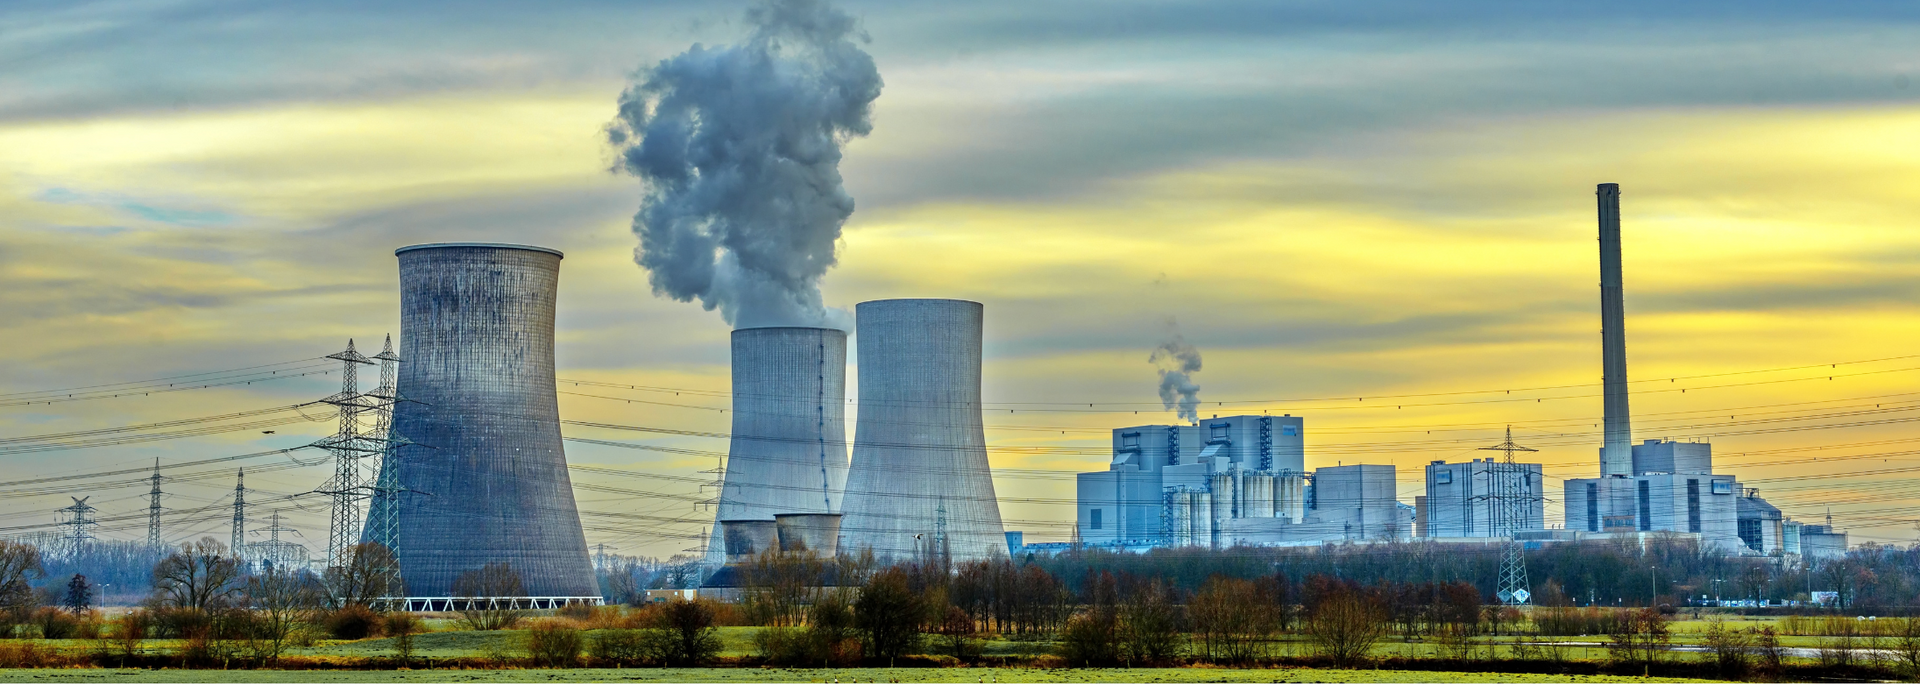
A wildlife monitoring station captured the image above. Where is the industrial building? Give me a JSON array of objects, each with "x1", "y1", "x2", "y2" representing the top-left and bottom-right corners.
[
  {"x1": 703, "y1": 326, "x2": 850, "y2": 566},
  {"x1": 383, "y1": 243, "x2": 600, "y2": 603},
  {"x1": 1419, "y1": 458, "x2": 1545, "y2": 538},
  {"x1": 1559, "y1": 186, "x2": 1808, "y2": 556},
  {"x1": 1076, "y1": 416, "x2": 1411, "y2": 547},
  {"x1": 838, "y1": 299, "x2": 1008, "y2": 563}
]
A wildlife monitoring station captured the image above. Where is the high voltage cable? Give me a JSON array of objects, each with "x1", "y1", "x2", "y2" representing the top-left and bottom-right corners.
[
  {"x1": 555, "y1": 352, "x2": 1920, "y2": 407},
  {"x1": 0, "y1": 404, "x2": 320, "y2": 447},
  {"x1": 0, "y1": 357, "x2": 328, "y2": 399},
  {"x1": 0, "y1": 363, "x2": 338, "y2": 408}
]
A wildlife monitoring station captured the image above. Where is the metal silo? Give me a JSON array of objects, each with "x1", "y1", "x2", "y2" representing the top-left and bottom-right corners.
[
  {"x1": 838, "y1": 299, "x2": 1008, "y2": 562},
  {"x1": 705, "y1": 327, "x2": 849, "y2": 564},
  {"x1": 385, "y1": 243, "x2": 598, "y2": 603}
]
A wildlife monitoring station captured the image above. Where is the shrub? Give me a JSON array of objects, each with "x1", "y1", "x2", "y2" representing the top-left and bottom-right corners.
[
  {"x1": 383, "y1": 612, "x2": 424, "y2": 662},
  {"x1": 73, "y1": 614, "x2": 103, "y2": 640},
  {"x1": 321, "y1": 604, "x2": 383, "y2": 640},
  {"x1": 1058, "y1": 611, "x2": 1118, "y2": 667},
  {"x1": 589, "y1": 628, "x2": 647, "y2": 664},
  {"x1": 643, "y1": 598, "x2": 722, "y2": 666},
  {"x1": 556, "y1": 602, "x2": 597, "y2": 622},
  {"x1": 753, "y1": 625, "x2": 807, "y2": 665},
  {"x1": 0, "y1": 642, "x2": 48, "y2": 668},
  {"x1": 107, "y1": 611, "x2": 150, "y2": 666},
  {"x1": 525, "y1": 620, "x2": 584, "y2": 668},
  {"x1": 29, "y1": 607, "x2": 78, "y2": 639}
]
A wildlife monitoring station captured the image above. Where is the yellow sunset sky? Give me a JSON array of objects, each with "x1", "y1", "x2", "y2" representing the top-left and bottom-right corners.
[{"x1": 4, "y1": 1, "x2": 1920, "y2": 557}]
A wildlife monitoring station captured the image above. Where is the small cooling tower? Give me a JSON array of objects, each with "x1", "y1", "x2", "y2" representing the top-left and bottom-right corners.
[{"x1": 839, "y1": 299, "x2": 1008, "y2": 562}]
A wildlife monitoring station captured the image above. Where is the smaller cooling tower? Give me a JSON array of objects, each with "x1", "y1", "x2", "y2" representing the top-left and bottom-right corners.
[
  {"x1": 707, "y1": 327, "x2": 848, "y2": 564},
  {"x1": 839, "y1": 299, "x2": 1008, "y2": 562},
  {"x1": 721, "y1": 520, "x2": 779, "y2": 564},
  {"x1": 775, "y1": 513, "x2": 842, "y2": 555}
]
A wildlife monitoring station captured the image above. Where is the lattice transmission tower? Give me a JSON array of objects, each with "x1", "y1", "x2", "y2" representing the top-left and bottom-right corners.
[
  {"x1": 57, "y1": 497, "x2": 99, "y2": 554},
  {"x1": 361, "y1": 335, "x2": 407, "y2": 559},
  {"x1": 1478, "y1": 426, "x2": 1539, "y2": 606},
  {"x1": 313, "y1": 340, "x2": 375, "y2": 570},
  {"x1": 231, "y1": 469, "x2": 247, "y2": 557},
  {"x1": 147, "y1": 459, "x2": 164, "y2": 547}
]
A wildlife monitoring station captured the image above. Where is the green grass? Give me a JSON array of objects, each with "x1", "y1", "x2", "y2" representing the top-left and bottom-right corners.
[{"x1": 0, "y1": 667, "x2": 1716, "y2": 682}]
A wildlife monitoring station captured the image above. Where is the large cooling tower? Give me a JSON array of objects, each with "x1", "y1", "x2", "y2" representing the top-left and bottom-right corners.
[
  {"x1": 705, "y1": 327, "x2": 849, "y2": 564},
  {"x1": 385, "y1": 243, "x2": 598, "y2": 600},
  {"x1": 839, "y1": 299, "x2": 1008, "y2": 562}
]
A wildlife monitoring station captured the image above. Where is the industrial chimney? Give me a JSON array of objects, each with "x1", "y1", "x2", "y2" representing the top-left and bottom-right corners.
[
  {"x1": 839, "y1": 299, "x2": 1008, "y2": 562},
  {"x1": 385, "y1": 243, "x2": 599, "y2": 602},
  {"x1": 706, "y1": 326, "x2": 849, "y2": 564},
  {"x1": 1597, "y1": 184, "x2": 1632, "y2": 477}
]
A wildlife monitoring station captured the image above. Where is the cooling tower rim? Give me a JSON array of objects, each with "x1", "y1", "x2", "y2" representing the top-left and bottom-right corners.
[
  {"x1": 395, "y1": 242, "x2": 565, "y2": 258},
  {"x1": 854, "y1": 297, "x2": 982, "y2": 307},
  {"x1": 732, "y1": 326, "x2": 848, "y2": 335},
  {"x1": 772, "y1": 512, "x2": 844, "y2": 519}
]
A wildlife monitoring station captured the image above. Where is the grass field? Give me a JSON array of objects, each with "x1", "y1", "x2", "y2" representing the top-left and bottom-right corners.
[{"x1": 0, "y1": 667, "x2": 1717, "y2": 682}]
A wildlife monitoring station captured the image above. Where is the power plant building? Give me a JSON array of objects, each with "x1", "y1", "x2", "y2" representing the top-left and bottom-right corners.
[
  {"x1": 1419, "y1": 459, "x2": 1545, "y2": 538},
  {"x1": 704, "y1": 326, "x2": 849, "y2": 566},
  {"x1": 382, "y1": 243, "x2": 599, "y2": 605},
  {"x1": 838, "y1": 299, "x2": 1008, "y2": 563},
  {"x1": 1077, "y1": 416, "x2": 1410, "y2": 547}
]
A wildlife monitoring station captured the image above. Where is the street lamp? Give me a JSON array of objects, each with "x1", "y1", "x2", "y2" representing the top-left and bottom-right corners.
[{"x1": 1649, "y1": 566, "x2": 1658, "y2": 608}]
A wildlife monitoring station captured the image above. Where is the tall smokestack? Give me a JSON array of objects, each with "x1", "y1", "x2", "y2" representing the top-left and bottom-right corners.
[{"x1": 1597, "y1": 183, "x2": 1632, "y2": 477}]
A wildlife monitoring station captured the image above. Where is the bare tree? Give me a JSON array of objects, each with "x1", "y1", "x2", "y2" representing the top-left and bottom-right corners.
[
  {"x1": 1191, "y1": 576, "x2": 1280, "y2": 664},
  {"x1": 739, "y1": 549, "x2": 828, "y2": 627},
  {"x1": 0, "y1": 541, "x2": 42, "y2": 629},
  {"x1": 1117, "y1": 579, "x2": 1183, "y2": 664},
  {"x1": 1305, "y1": 586, "x2": 1386, "y2": 668},
  {"x1": 1606, "y1": 608, "x2": 1669, "y2": 672},
  {"x1": 323, "y1": 542, "x2": 400, "y2": 608},
  {"x1": 1698, "y1": 619, "x2": 1751, "y2": 680},
  {"x1": 453, "y1": 562, "x2": 525, "y2": 630},
  {"x1": 151, "y1": 538, "x2": 243, "y2": 611},
  {"x1": 242, "y1": 566, "x2": 320, "y2": 665}
]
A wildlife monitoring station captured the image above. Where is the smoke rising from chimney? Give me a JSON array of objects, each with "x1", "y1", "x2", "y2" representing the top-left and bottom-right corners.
[
  {"x1": 1150, "y1": 323, "x2": 1203, "y2": 423},
  {"x1": 606, "y1": 0, "x2": 882, "y2": 330}
]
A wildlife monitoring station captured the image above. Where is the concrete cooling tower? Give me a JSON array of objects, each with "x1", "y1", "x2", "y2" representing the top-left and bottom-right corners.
[
  {"x1": 705, "y1": 327, "x2": 850, "y2": 564},
  {"x1": 384, "y1": 243, "x2": 598, "y2": 604},
  {"x1": 839, "y1": 299, "x2": 1008, "y2": 562}
]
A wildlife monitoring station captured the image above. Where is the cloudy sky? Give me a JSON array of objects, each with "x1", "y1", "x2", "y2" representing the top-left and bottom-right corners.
[{"x1": 5, "y1": 0, "x2": 1920, "y2": 559}]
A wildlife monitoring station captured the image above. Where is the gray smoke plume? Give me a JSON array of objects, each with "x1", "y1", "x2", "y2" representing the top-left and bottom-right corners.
[
  {"x1": 1150, "y1": 327, "x2": 1203, "y2": 423},
  {"x1": 606, "y1": 0, "x2": 882, "y2": 330}
]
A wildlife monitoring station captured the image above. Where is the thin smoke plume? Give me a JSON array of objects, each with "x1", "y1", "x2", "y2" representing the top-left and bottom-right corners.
[
  {"x1": 606, "y1": 0, "x2": 882, "y2": 330},
  {"x1": 1150, "y1": 327, "x2": 1203, "y2": 423}
]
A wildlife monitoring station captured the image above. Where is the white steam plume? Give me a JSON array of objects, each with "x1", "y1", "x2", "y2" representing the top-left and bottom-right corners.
[
  {"x1": 606, "y1": 0, "x2": 882, "y2": 330},
  {"x1": 1150, "y1": 324, "x2": 1203, "y2": 423}
]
